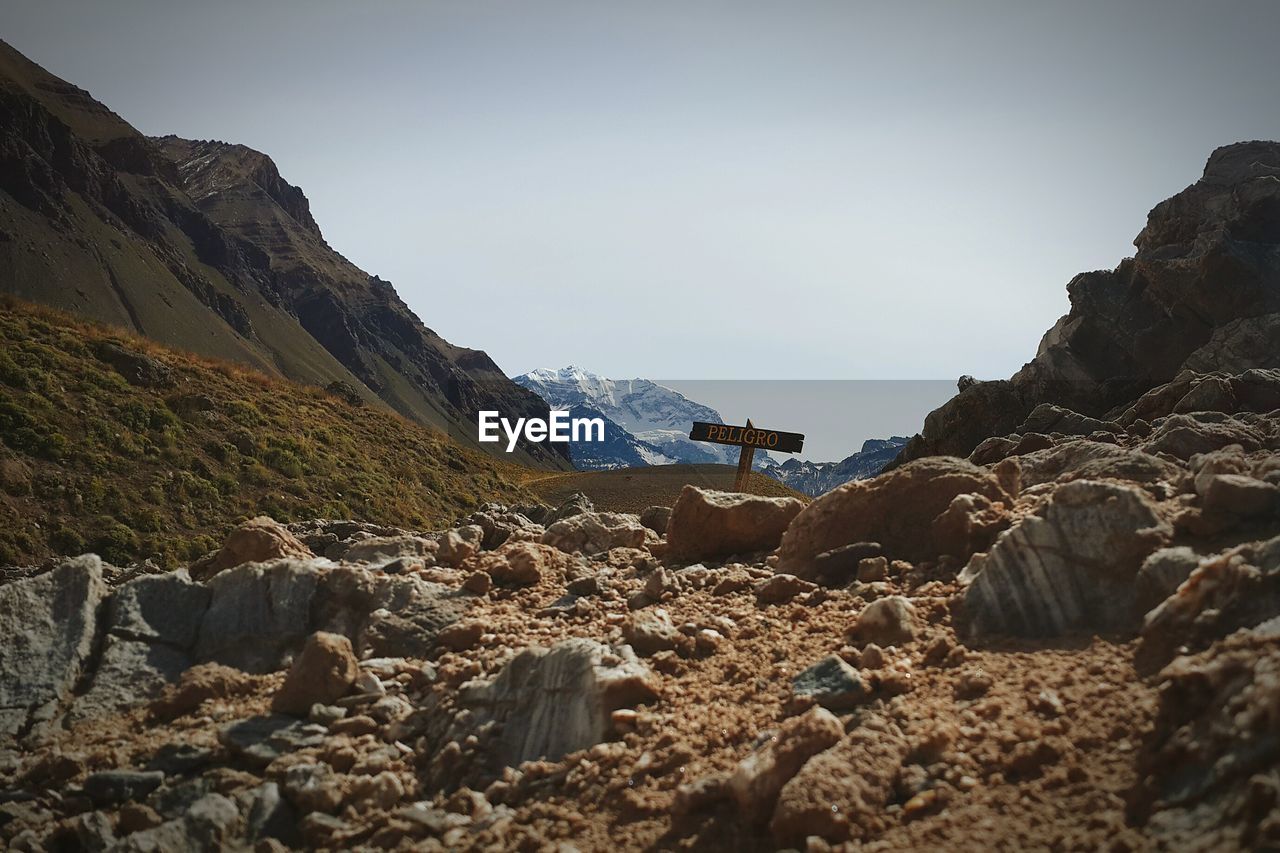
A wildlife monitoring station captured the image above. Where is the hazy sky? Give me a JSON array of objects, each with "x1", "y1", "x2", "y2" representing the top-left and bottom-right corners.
[{"x1": 6, "y1": 1, "x2": 1280, "y2": 389}]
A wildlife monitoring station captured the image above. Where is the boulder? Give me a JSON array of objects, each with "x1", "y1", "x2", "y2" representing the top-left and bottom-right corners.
[
  {"x1": 193, "y1": 559, "x2": 324, "y2": 673},
  {"x1": 728, "y1": 706, "x2": 843, "y2": 819},
  {"x1": 1015, "y1": 441, "x2": 1185, "y2": 489},
  {"x1": 541, "y1": 512, "x2": 651, "y2": 555},
  {"x1": 469, "y1": 541, "x2": 561, "y2": 587},
  {"x1": 776, "y1": 457, "x2": 1008, "y2": 577},
  {"x1": 339, "y1": 535, "x2": 437, "y2": 565},
  {"x1": 271, "y1": 633, "x2": 359, "y2": 715},
  {"x1": 622, "y1": 609, "x2": 681, "y2": 656},
  {"x1": 73, "y1": 571, "x2": 210, "y2": 722},
  {"x1": 191, "y1": 517, "x2": 314, "y2": 581},
  {"x1": 310, "y1": 567, "x2": 469, "y2": 660},
  {"x1": 665, "y1": 487, "x2": 804, "y2": 562},
  {"x1": 0, "y1": 556, "x2": 108, "y2": 739},
  {"x1": 458, "y1": 639, "x2": 658, "y2": 766},
  {"x1": 435, "y1": 525, "x2": 483, "y2": 568},
  {"x1": 1141, "y1": 413, "x2": 1264, "y2": 459},
  {"x1": 808, "y1": 542, "x2": 883, "y2": 583},
  {"x1": 960, "y1": 480, "x2": 1173, "y2": 637},
  {"x1": 754, "y1": 574, "x2": 817, "y2": 605},
  {"x1": 1135, "y1": 547, "x2": 1202, "y2": 615}
]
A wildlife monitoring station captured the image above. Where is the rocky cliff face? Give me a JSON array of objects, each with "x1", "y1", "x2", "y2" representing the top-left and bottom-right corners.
[
  {"x1": 0, "y1": 40, "x2": 567, "y2": 469},
  {"x1": 898, "y1": 141, "x2": 1280, "y2": 463}
]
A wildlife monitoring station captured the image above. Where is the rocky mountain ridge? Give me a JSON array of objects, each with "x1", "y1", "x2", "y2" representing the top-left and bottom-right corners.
[
  {"x1": 897, "y1": 140, "x2": 1280, "y2": 466},
  {"x1": 0, "y1": 39, "x2": 567, "y2": 469},
  {"x1": 760, "y1": 437, "x2": 910, "y2": 496}
]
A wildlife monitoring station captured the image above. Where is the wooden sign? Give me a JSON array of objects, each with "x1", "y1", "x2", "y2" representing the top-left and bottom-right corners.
[{"x1": 689, "y1": 419, "x2": 805, "y2": 492}]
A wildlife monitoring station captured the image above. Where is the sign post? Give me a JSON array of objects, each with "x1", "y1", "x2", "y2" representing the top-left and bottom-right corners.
[{"x1": 688, "y1": 419, "x2": 805, "y2": 492}]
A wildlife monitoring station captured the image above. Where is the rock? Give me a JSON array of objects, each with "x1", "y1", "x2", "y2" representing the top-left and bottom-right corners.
[
  {"x1": 960, "y1": 480, "x2": 1173, "y2": 637},
  {"x1": 776, "y1": 457, "x2": 1009, "y2": 576},
  {"x1": 809, "y1": 541, "x2": 883, "y2": 583},
  {"x1": 0, "y1": 555, "x2": 108, "y2": 738},
  {"x1": 541, "y1": 512, "x2": 650, "y2": 555},
  {"x1": 193, "y1": 559, "x2": 323, "y2": 672},
  {"x1": 770, "y1": 714, "x2": 909, "y2": 845},
  {"x1": 93, "y1": 340, "x2": 173, "y2": 387},
  {"x1": 271, "y1": 632, "x2": 359, "y2": 715},
  {"x1": 283, "y1": 762, "x2": 346, "y2": 813},
  {"x1": 1137, "y1": 535, "x2": 1280, "y2": 673},
  {"x1": 1173, "y1": 374, "x2": 1237, "y2": 413},
  {"x1": 1015, "y1": 441, "x2": 1184, "y2": 489},
  {"x1": 1130, "y1": 621, "x2": 1280, "y2": 850},
  {"x1": 472, "y1": 541, "x2": 558, "y2": 587},
  {"x1": 150, "y1": 663, "x2": 259, "y2": 720},
  {"x1": 110, "y1": 792, "x2": 242, "y2": 851},
  {"x1": 1141, "y1": 413, "x2": 1264, "y2": 459},
  {"x1": 665, "y1": 487, "x2": 804, "y2": 562},
  {"x1": 622, "y1": 610, "x2": 681, "y2": 656},
  {"x1": 639, "y1": 505, "x2": 672, "y2": 535},
  {"x1": 245, "y1": 782, "x2": 301, "y2": 846},
  {"x1": 728, "y1": 706, "x2": 843, "y2": 819},
  {"x1": 754, "y1": 574, "x2": 817, "y2": 605},
  {"x1": 219, "y1": 715, "x2": 327, "y2": 767},
  {"x1": 1016, "y1": 403, "x2": 1113, "y2": 436},
  {"x1": 436, "y1": 526, "x2": 483, "y2": 568},
  {"x1": 899, "y1": 143, "x2": 1280, "y2": 465},
  {"x1": 850, "y1": 596, "x2": 918, "y2": 646},
  {"x1": 546, "y1": 491, "x2": 594, "y2": 523},
  {"x1": 339, "y1": 535, "x2": 437, "y2": 565},
  {"x1": 458, "y1": 638, "x2": 658, "y2": 766},
  {"x1": 1135, "y1": 547, "x2": 1202, "y2": 615},
  {"x1": 191, "y1": 516, "x2": 314, "y2": 581},
  {"x1": 1200, "y1": 473, "x2": 1278, "y2": 517},
  {"x1": 436, "y1": 621, "x2": 484, "y2": 652},
  {"x1": 791, "y1": 655, "x2": 871, "y2": 710},
  {"x1": 462, "y1": 571, "x2": 492, "y2": 595},
  {"x1": 929, "y1": 493, "x2": 1010, "y2": 562},
  {"x1": 856, "y1": 556, "x2": 889, "y2": 582},
  {"x1": 82, "y1": 770, "x2": 165, "y2": 806},
  {"x1": 73, "y1": 571, "x2": 210, "y2": 722}
]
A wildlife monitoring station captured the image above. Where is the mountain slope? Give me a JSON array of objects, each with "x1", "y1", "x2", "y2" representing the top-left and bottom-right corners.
[
  {"x1": 0, "y1": 298, "x2": 534, "y2": 567},
  {"x1": 0, "y1": 39, "x2": 567, "y2": 469},
  {"x1": 898, "y1": 141, "x2": 1280, "y2": 464}
]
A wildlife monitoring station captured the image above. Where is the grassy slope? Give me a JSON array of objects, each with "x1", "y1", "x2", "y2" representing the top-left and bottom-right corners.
[
  {"x1": 0, "y1": 299, "x2": 534, "y2": 567},
  {"x1": 523, "y1": 464, "x2": 809, "y2": 515}
]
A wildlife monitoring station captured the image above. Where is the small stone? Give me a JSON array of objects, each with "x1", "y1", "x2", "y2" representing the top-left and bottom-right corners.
[
  {"x1": 809, "y1": 541, "x2": 884, "y2": 582},
  {"x1": 437, "y1": 621, "x2": 484, "y2": 652},
  {"x1": 755, "y1": 574, "x2": 817, "y2": 605},
  {"x1": 117, "y1": 802, "x2": 163, "y2": 833},
  {"x1": 623, "y1": 610, "x2": 681, "y2": 656},
  {"x1": 1033, "y1": 689, "x2": 1066, "y2": 717},
  {"x1": 728, "y1": 707, "x2": 844, "y2": 818},
  {"x1": 309, "y1": 704, "x2": 347, "y2": 725},
  {"x1": 1201, "y1": 473, "x2": 1278, "y2": 517},
  {"x1": 329, "y1": 715, "x2": 379, "y2": 737},
  {"x1": 695, "y1": 628, "x2": 723, "y2": 656},
  {"x1": 850, "y1": 596, "x2": 918, "y2": 647},
  {"x1": 83, "y1": 770, "x2": 165, "y2": 806},
  {"x1": 956, "y1": 669, "x2": 993, "y2": 699},
  {"x1": 856, "y1": 556, "x2": 889, "y2": 582},
  {"x1": 792, "y1": 655, "x2": 872, "y2": 711},
  {"x1": 272, "y1": 632, "x2": 359, "y2": 715},
  {"x1": 462, "y1": 571, "x2": 492, "y2": 595}
]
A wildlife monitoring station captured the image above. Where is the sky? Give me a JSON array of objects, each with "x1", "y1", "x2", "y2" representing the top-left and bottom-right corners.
[{"x1": 5, "y1": 1, "x2": 1280, "y2": 455}]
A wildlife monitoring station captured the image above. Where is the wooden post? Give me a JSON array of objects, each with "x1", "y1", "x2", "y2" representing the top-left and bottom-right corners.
[{"x1": 733, "y1": 419, "x2": 756, "y2": 493}]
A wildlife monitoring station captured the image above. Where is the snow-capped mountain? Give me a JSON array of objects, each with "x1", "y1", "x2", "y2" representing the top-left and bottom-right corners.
[
  {"x1": 513, "y1": 366, "x2": 762, "y2": 469},
  {"x1": 759, "y1": 437, "x2": 910, "y2": 496}
]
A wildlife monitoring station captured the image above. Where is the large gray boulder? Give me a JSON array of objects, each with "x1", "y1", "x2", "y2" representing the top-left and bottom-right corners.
[
  {"x1": 73, "y1": 570, "x2": 211, "y2": 722},
  {"x1": 960, "y1": 480, "x2": 1172, "y2": 637},
  {"x1": 458, "y1": 638, "x2": 657, "y2": 767},
  {"x1": 193, "y1": 559, "x2": 325, "y2": 673},
  {"x1": 0, "y1": 556, "x2": 108, "y2": 739}
]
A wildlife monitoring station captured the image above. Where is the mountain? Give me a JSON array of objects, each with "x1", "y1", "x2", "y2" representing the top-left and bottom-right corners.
[
  {"x1": 897, "y1": 140, "x2": 1280, "y2": 465},
  {"x1": 513, "y1": 366, "x2": 765, "y2": 468},
  {"x1": 0, "y1": 39, "x2": 567, "y2": 469},
  {"x1": 0, "y1": 298, "x2": 535, "y2": 567},
  {"x1": 760, "y1": 436, "x2": 909, "y2": 496},
  {"x1": 555, "y1": 404, "x2": 677, "y2": 470}
]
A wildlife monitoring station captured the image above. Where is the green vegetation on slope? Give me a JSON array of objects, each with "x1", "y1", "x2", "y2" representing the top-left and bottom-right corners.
[{"x1": 0, "y1": 299, "x2": 534, "y2": 566}]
